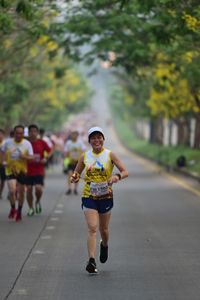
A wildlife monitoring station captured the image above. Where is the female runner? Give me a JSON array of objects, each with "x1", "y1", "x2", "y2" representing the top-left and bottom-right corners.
[{"x1": 71, "y1": 126, "x2": 128, "y2": 274}]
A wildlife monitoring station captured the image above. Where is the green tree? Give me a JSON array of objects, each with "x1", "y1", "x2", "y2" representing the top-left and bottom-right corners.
[
  {"x1": 63, "y1": 0, "x2": 200, "y2": 146},
  {"x1": 0, "y1": 0, "x2": 91, "y2": 129}
]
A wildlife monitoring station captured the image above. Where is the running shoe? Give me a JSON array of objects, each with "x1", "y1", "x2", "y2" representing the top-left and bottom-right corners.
[
  {"x1": 27, "y1": 208, "x2": 34, "y2": 216},
  {"x1": 35, "y1": 202, "x2": 42, "y2": 214},
  {"x1": 15, "y1": 211, "x2": 22, "y2": 222},
  {"x1": 100, "y1": 241, "x2": 108, "y2": 263},
  {"x1": 86, "y1": 258, "x2": 98, "y2": 275},
  {"x1": 65, "y1": 189, "x2": 71, "y2": 195},
  {"x1": 8, "y1": 208, "x2": 17, "y2": 219}
]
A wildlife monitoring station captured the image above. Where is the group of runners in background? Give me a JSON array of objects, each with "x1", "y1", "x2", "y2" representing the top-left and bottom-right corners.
[{"x1": 0, "y1": 124, "x2": 85, "y2": 222}]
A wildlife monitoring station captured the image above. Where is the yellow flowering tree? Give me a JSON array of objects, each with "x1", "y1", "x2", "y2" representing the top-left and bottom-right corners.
[{"x1": 148, "y1": 63, "x2": 199, "y2": 119}]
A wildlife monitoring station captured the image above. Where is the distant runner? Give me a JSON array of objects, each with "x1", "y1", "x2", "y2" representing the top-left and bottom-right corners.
[
  {"x1": 26, "y1": 124, "x2": 52, "y2": 216},
  {"x1": 0, "y1": 129, "x2": 6, "y2": 199},
  {"x1": 64, "y1": 131, "x2": 85, "y2": 195}
]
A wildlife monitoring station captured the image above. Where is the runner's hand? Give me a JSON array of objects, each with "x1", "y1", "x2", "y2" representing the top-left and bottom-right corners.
[
  {"x1": 108, "y1": 175, "x2": 120, "y2": 185},
  {"x1": 19, "y1": 152, "x2": 27, "y2": 160},
  {"x1": 2, "y1": 161, "x2": 7, "y2": 167},
  {"x1": 70, "y1": 172, "x2": 80, "y2": 183},
  {"x1": 10, "y1": 165, "x2": 18, "y2": 176},
  {"x1": 40, "y1": 158, "x2": 47, "y2": 164}
]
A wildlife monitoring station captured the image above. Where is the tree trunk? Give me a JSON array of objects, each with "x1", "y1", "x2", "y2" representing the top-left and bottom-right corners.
[
  {"x1": 193, "y1": 114, "x2": 200, "y2": 148},
  {"x1": 149, "y1": 119, "x2": 156, "y2": 143},
  {"x1": 176, "y1": 118, "x2": 190, "y2": 146},
  {"x1": 149, "y1": 117, "x2": 163, "y2": 144},
  {"x1": 168, "y1": 120, "x2": 173, "y2": 146}
]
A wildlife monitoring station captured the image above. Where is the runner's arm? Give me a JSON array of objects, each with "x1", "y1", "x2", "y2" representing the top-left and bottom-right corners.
[
  {"x1": 40, "y1": 142, "x2": 54, "y2": 164},
  {"x1": 0, "y1": 150, "x2": 6, "y2": 165},
  {"x1": 70, "y1": 153, "x2": 85, "y2": 183},
  {"x1": 20, "y1": 142, "x2": 34, "y2": 160},
  {"x1": 0, "y1": 143, "x2": 7, "y2": 165},
  {"x1": 20, "y1": 153, "x2": 35, "y2": 160},
  {"x1": 108, "y1": 152, "x2": 128, "y2": 184}
]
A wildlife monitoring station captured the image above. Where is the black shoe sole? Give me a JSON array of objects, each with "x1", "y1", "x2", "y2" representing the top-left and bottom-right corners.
[
  {"x1": 86, "y1": 263, "x2": 98, "y2": 274},
  {"x1": 65, "y1": 191, "x2": 71, "y2": 195}
]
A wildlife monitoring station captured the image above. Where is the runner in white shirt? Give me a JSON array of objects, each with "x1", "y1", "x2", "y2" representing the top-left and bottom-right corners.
[
  {"x1": 64, "y1": 131, "x2": 85, "y2": 195},
  {"x1": 1, "y1": 125, "x2": 34, "y2": 222}
]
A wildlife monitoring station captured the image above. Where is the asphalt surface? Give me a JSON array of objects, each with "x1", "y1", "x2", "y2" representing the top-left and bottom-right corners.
[
  {"x1": 1, "y1": 67, "x2": 200, "y2": 300},
  {"x1": 1, "y1": 141, "x2": 200, "y2": 300}
]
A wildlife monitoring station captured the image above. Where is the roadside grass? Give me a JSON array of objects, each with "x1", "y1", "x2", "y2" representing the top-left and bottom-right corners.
[{"x1": 113, "y1": 117, "x2": 200, "y2": 177}]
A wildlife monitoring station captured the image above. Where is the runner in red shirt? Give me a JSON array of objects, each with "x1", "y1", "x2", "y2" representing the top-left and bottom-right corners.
[{"x1": 26, "y1": 124, "x2": 52, "y2": 216}]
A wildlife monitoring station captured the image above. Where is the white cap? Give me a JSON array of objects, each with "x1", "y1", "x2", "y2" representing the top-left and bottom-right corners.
[{"x1": 88, "y1": 126, "x2": 104, "y2": 139}]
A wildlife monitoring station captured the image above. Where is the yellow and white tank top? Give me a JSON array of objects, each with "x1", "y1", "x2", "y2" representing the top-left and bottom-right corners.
[
  {"x1": 82, "y1": 148, "x2": 114, "y2": 199},
  {"x1": 2, "y1": 138, "x2": 33, "y2": 175}
]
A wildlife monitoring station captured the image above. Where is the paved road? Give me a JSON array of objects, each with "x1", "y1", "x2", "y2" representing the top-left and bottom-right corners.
[
  {"x1": 1, "y1": 150, "x2": 200, "y2": 300},
  {"x1": 1, "y1": 68, "x2": 200, "y2": 299}
]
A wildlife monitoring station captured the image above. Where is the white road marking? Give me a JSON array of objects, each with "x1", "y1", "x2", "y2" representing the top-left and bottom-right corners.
[
  {"x1": 30, "y1": 266, "x2": 37, "y2": 270},
  {"x1": 46, "y1": 226, "x2": 55, "y2": 230},
  {"x1": 54, "y1": 210, "x2": 63, "y2": 214},
  {"x1": 41, "y1": 235, "x2": 52, "y2": 240},
  {"x1": 16, "y1": 289, "x2": 28, "y2": 295},
  {"x1": 50, "y1": 217, "x2": 59, "y2": 221},
  {"x1": 33, "y1": 250, "x2": 45, "y2": 255}
]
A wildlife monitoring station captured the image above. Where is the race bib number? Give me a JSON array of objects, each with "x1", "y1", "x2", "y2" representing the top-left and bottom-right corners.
[
  {"x1": 11, "y1": 148, "x2": 21, "y2": 160},
  {"x1": 90, "y1": 182, "x2": 109, "y2": 197}
]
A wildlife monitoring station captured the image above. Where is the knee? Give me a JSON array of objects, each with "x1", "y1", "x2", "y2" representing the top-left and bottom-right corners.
[
  {"x1": 35, "y1": 186, "x2": 42, "y2": 194},
  {"x1": 27, "y1": 186, "x2": 32, "y2": 193},
  {"x1": 88, "y1": 225, "x2": 98, "y2": 236},
  {"x1": 19, "y1": 189, "x2": 25, "y2": 197},
  {"x1": 9, "y1": 190, "x2": 16, "y2": 198},
  {"x1": 99, "y1": 226, "x2": 108, "y2": 236}
]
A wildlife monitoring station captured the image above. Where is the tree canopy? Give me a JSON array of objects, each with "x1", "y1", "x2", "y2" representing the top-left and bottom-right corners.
[
  {"x1": 1, "y1": 0, "x2": 200, "y2": 135},
  {"x1": 63, "y1": 0, "x2": 200, "y2": 122},
  {"x1": 0, "y1": 0, "x2": 91, "y2": 130}
]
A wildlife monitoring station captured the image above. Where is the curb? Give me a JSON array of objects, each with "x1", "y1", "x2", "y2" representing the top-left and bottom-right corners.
[{"x1": 118, "y1": 137, "x2": 200, "y2": 183}]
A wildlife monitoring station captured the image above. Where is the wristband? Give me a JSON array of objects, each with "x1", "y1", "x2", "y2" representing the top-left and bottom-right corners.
[{"x1": 115, "y1": 173, "x2": 122, "y2": 180}]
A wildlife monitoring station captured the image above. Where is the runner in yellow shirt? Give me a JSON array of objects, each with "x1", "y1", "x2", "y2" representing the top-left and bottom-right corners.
[
  {"x1": 64, "y1": 131, "x2": 85, "y2": 195},
  {"x1": 71, "y1": 126, "x2": 128, "y2": 274}
]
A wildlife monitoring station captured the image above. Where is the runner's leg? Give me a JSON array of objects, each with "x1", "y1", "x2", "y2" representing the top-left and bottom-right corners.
[
  {"x1": 35, "y1": 184, "x2": 43, "y2": 213},
  {"x1": 0, "y1": 180, "x2": 5, "y2": 198},
  {"x1": 15, "y1": 183, "x2": 25, "y2": 221},
  {"x1": 17, "y1": 183, "x2": 25, "y2": 207},
  {"x1": 84, "y1": 209, "x2": 99, "y2": 259},
  {"x1": 7, "y1": 179, "x2": 17, "y2": 206},
  {"x1": 27, "y1": 185, "x2": 34, "y2": 209},
  {"x1": 99, "y1": 212, "x2": 111, "y2": 246},
  {"x1": 0, "y1": 169, "x2": 5, "y2": 198},
  {"x1": 66, "y1": 170, "x2": 73, "y2": 194},
  {"x1": 7, "y1": 179, "x2": 17, "y2": 219},
  {"x1": 35, "y1": 184, "x2": 43, "y2": 203}
]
